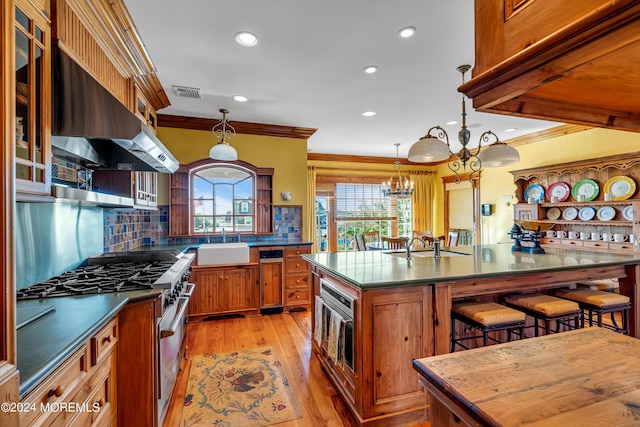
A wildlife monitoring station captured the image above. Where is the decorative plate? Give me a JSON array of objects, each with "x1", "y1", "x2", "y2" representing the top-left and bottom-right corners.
[
  {"x1": 596, "y1": 206, "x2": 616, "y2": 221},
  {"x1": 623, "y1": 205, "x2": 634, "y2": 221},
  {"x1": 547, "y1": 182, "x2": 571, "y2": 202},
  {"x1": 524, "y1": 184, "x2": 545, "y2": 202},
  {"x1": 546, "y1": 207, "x2": 562, "y2": 220},
  {"x1": 571, "y1": 179, "x2": 599, "y2": 202},
  {"x1": 578, "y1": 206, "x2": 596, "y2": 221},
  {"x1": 603, "y1": 176, "x2": 636, "y2": 200},
  {"x1": 562, "y1": 207, "x2": 578, "y2": 220}
]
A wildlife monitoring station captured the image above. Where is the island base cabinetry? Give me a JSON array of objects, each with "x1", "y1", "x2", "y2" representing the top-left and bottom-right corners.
[{"x1": 312, "y1": 268, "x2": 432, "y2": 426}]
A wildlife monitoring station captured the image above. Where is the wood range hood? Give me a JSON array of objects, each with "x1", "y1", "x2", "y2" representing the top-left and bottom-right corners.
[{"x1": 460, "y1": 0, "x2": 640, "y2": 133}]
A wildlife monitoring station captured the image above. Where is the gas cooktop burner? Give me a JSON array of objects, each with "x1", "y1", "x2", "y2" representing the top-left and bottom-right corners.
[{"x1": 17, "y1": 259, "x2": 178, "y2": 300}]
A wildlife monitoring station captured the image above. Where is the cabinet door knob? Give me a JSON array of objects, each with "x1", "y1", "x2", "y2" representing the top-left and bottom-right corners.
[{"x1": 49, "y1": 385, "x2": 64, "y2": 398}]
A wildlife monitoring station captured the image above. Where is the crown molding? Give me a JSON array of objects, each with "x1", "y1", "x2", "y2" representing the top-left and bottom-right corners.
[
  {"x1": 157, "y1": 114, "x2": 317, "y2": 139},
  {"x1": 504, "y1": 124, "x2": 591, "y2": 147}
]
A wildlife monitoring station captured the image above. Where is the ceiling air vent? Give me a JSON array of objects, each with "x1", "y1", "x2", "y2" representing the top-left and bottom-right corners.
[{"x1": 172, "y1": 85, "x2": 202, "y2": 99}]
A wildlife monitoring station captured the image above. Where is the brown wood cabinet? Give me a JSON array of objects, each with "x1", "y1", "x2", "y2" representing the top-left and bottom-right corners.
[
  {"x1": 284, "y1": 245, "x2": 311, "y2": 311},
  {"x1": 14, "y1": 0, "x2": 52, "y2": 199},
  {"x1": 511, "y1": 152, "x2": 640, "y2": 254},
  {"x1": 20, "y1": 317, "x2": 117, "y2": 427},
  {"x1": 117, "y1": 296, "x2": 160, "y2": 427},
  {"x1": 260, "y1": 257, "x2": 283, "y2": 309},
  {"x1": 311, "y1": 268, "x2": 432, "y2": 426},
  {"x1": 462, "y1": 0, "x2": 640, "y2": 133},
  {"x1": 93, "y1": 170, "x2": 158, "y2": 208},
  {"x1": 190, "y1": 265, "x2": 259, "y2": 318}
]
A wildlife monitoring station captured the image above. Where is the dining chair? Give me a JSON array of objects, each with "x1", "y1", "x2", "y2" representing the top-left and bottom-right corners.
[
  {"x1": 447, "y1": 231, "x2": 459, "y2": 247},
  {"x1": 381, "y1": 236, "x2": 408, "y2": 249},
  {"x1": 355, "y1": 234, "x2": 366, "y2": 251},
  {"x1": 362, "y1": 231, "x2": 380, "y2": 244}
]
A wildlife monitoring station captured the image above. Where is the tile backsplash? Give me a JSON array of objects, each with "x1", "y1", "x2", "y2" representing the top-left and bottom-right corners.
[{"x1": 103, "y1": 205, "x2": 302, "y2": 252}]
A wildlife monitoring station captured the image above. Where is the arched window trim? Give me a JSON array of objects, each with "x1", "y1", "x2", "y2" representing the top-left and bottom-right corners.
[
  {"x1": 169, "y1": 159, "x2": 275, "y2": 237},
  {"x1": 189, "y1": 162, "x2": 256, "y2": 234}
]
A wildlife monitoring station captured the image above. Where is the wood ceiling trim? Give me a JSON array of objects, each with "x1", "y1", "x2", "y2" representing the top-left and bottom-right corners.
[
  {"x1": 503, "y1": 124, "x2": 591, "y2": 147},
  {"x1": 157, "y1": 114, "x2": 317, "y2": 139},
  {"x1": 308, "y1": 125, "x2": 589, "y2": 163}
]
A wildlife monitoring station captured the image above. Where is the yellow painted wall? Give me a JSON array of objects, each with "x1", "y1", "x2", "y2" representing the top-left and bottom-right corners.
[
  {"x1": 156, "y1": 126, "x2": 309, "y2": 234},
  {"x1": 454, "y1": 128, "x2": 640, "y2": 244}
]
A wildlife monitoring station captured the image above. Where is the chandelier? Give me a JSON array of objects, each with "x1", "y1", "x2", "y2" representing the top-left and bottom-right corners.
[
  {"x1": 209, "y1": 108, "x2": 238, "y2": 161},
  {"x1": 382, "y1": 143, "x2": 414, "y2": 198},
  {"x1": 407, "y1": 65, "x2": 520, "y2": 182}
]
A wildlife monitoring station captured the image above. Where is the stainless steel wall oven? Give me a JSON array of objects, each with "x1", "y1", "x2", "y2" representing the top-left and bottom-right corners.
[{"x1": 320, "y1": 278, "x2": 355, "y2": 370}]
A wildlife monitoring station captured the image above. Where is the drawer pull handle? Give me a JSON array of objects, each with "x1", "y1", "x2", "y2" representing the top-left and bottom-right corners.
[
  {"x1": 296, "y1": 279, "x2": 300, "y2": 283},
  {"x1": 97, "y1": 398, "x2": 105, "y2": 408},
  {"x1": 296, "y1": 263, "x2": 300, "y2": 267},
  {"x1": 49, "y1": 385, "x2": 64, "y2": 398},
  {"x1": 103, "y1": 335, "x2": 112, "y2": 344}
]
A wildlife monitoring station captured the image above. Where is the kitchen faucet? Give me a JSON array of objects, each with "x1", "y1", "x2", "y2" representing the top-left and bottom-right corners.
[
  {"x1": 433, "y1": 238, "x2": 441, "y2": 259},
  {"x1": 204, "y1": 225, "x2": 211, "y2": 243},
  {"x1": 406, "y1": 237, "x2": 427, "y2": 259},
  {"x1": 221, "y1": 228, "x2": 226, "y2": 243},
  {"x1": 237, "y1": 232, "x2": 241, "y2": 242}
]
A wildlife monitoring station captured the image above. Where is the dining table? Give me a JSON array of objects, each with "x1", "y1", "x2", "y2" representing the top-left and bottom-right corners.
[{"x1": 413, "y1": 327, "x2": 640, "y2": 426}]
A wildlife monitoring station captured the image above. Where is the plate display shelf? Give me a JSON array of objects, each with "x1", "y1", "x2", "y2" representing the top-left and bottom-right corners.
[{"x1": 510, "y1": 153, "x2": 640, "y2": 254}]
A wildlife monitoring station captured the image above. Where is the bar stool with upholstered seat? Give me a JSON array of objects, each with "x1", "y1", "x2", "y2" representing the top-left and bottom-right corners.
[
  {"x1": 451, "y1": 301, "x2": 526, "y2": 351},
  {"x1": 504, "y1": 293, "x2": 581, "y2": 336},
  {"x1": 554, "y1": 288, "x2": 630, "y2": 334}
]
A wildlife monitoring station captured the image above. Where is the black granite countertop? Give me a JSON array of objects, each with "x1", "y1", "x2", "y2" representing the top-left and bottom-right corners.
[
  {"x1": 303, "y1": 244, "x2": 640, "y2": 290},
  {"x1": 16, "y1": 289, "x2": 161, "y2": 397},
  {"x1": 134, "y1": 240, "x2": 313, "y2": 254}
]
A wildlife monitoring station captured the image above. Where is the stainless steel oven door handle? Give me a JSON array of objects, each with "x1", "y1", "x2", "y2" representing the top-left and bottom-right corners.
[{"x1": 160, "y1": 296, "x2": 189, "y2": 338}]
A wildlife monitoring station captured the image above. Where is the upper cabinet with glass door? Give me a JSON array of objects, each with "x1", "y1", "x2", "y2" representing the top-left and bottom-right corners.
[{"x1": 14, "y1": 0, "x2": 51, "y2": 198}]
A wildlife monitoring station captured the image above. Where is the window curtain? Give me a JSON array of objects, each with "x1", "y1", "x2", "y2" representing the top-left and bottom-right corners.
[
  {"x1": 409, "y1": 170, "x2": 435, "y2": 234},
  {"x1": 305, "y1": 166, "x2": 318, "y2": 251}
]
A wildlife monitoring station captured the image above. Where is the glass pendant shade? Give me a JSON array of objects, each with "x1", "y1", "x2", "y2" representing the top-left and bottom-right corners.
[
  {"x1": 209, "y1": 108, "x2": 238, "y2": 161},
  {"x1": 408, "y1": 135, "x2": 451, "y2": 162},
  {"x1": 477, "y1": 142, "x2": 520, "y2": 167},
  {"x1": 209, "y1": 142, "x2": 238, "y2": 161}
]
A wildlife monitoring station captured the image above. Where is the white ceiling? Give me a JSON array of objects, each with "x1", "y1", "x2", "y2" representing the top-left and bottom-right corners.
[{"x1": 125, "y1": 0, "x2": 561, "y2": 159}]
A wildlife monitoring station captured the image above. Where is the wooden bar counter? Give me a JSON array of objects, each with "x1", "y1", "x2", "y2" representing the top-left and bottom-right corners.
[
  {"x1": 413, "y1": 328, "x2": 640, "y2": 426},
  {"x1": 304, "y1": 245, "x2": 640, "y2": 426}
]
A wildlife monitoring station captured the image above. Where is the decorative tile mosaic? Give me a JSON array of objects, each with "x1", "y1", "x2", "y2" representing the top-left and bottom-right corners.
[{"x1": 104, "y1": 205, "x2": 302, "y2": 252}]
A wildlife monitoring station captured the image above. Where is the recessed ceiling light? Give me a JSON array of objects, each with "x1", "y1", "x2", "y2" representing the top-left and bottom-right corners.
[
  {"x1": 235, "y1": 32, "x2": 258, "y2": 47},
  {"x1": 398, "y1": 27, "x2": 416, "y2": 38},
  {"x1": 445, "y1": 120, "x2": 458, "y2": 125},
  {"x1": 233, "y1": 95, "x2": 248, "y2": 102},
  {"x1": 505, "y1": 128, "x2": 518, "y2": 132},
  {"x1": 362, "y1": 111, "x2": 376, "y2": 117},
  {"x1": 363, "y1": 65, "x2": 378, "y2": 74}
]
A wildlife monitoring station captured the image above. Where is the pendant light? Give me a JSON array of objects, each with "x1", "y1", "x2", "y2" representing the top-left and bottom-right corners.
[
  {"x1": 382, "y1": 143, "x2": 414, "y2": 198},
  {"x1": 209, "y1": 108, "x2": 238, "y2": 161},
  {"x1": 408, "y1": 65, "x2": 520, "y2": 182}
]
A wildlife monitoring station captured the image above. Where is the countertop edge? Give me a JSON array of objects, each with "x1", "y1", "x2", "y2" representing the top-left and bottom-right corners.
[{"x1": 18, "y1": 291, "x2": 160, "y2": 397}]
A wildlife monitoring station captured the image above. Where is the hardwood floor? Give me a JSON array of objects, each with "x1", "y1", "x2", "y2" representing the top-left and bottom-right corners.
[{"x1": 164, "y1": 311, "x2": 430, "y2": 426}]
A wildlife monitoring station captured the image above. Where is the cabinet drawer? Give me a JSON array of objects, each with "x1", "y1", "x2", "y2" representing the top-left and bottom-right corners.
[
  {"x1": 20, "y1": 345, "x2": 89, "y2": 426},
  {"x1": 583, "y1": 241, "x2": 609, "y2": 250},
  {"x1": 609, "y1": 242, "x2": 633, "y2": 252},
  {"x1": 285, "y1": 245, "x2": 311, "y2": 258},
  {"x1": 560, "y1": 239, "x2": 583, "y2": 247},
  {"x1": 50, "y1": 352, "x2": 114, "y2": 427},
  {"x1": 285, "y1": 273, "x2": 310, "y2": 289},
  {"x1": 91, "y1": 318, "x2": 118, "y2": 366},
  {"x1": 285, "y1": 287, "x2": 310, "y2": 305},
  {"x1": 285, "y1": 258, "x2": 310, "y2": 273}
]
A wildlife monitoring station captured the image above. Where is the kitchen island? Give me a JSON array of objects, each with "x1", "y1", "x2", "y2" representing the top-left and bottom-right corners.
[{"x1": 303, "y1": 245, "x2": 640, "y2": 426}]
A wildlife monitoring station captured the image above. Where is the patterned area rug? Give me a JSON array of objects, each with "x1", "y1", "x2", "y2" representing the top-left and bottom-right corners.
[{"x1": 180, "y1": 347, "x2": 302, "y2": 427}]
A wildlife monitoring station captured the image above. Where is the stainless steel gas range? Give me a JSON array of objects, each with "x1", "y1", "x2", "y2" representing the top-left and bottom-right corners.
[{"x1": 17, "y1": 249, "x2": 195, "y2": 426}]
